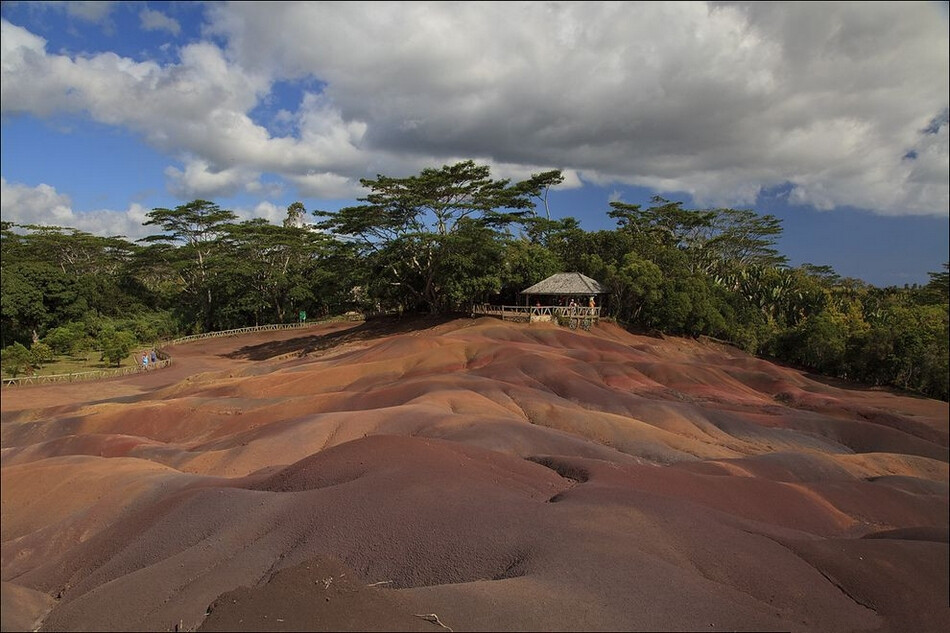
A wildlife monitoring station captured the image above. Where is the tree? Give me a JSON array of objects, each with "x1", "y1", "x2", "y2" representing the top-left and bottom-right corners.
[
  {"x1": 921, "y1": 262, "x2": 949, "y2": 304},
  {"x1": 609, "y1": 198, "x2": 786, "y2": 276},
  {"x1": 212, "y1": 219, "x2": 343, "y2": 326},
  {"x1": 1, "y1": 342, "x2": 33, "y2": 377},
  {"x1": 29, "y1": 341, "x2": 54, "y2": 368},
  {"x1": 513, "y1": 170, "x2": 565, "y2": 220},
  {"x1": 142, "y1": 200, "x2": 238, "y2": 331},
  {"x1": 434, "y1": 219, "x2": 506, "y2": 310},
  {"x1": 498, "y1": 237, "x2": 562, "y2": 304},
  {"x1": 0, "y1": 261, "x2": 85, "y2": 347},
  {"x1": 315, "y1": 161, "x2": 561, "y2": 313},
  {"x1": 98, "y1": 327, "x2": 136, "y2": 367},
  {"x1": 283, "y1": 201, "x2": 307, "y2": 228}
]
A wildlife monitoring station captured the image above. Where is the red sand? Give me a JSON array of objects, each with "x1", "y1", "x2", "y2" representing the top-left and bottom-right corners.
[{"x1": 1, "y1": 316, "x2": 947, "y2": 632}]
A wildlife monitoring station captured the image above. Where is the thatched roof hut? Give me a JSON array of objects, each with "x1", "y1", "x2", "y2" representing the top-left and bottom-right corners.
[{"x1": 521, "y1": 272, "x2": 606, "y2": 298}]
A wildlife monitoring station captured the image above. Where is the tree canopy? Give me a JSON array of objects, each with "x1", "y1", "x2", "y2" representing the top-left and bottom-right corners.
[
  {"x1": 1, "y1": 162, "x2": 946, "y2": 400},
  {"x1": 315, "y1": 160, "x2": 564, "y2": 313}
]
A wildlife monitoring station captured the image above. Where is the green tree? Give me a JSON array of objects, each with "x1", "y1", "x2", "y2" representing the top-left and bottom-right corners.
[
  {"x1": 434, "y1": 219, "x2": 506, "y2": 311},
  {"x1": 98, "y1": 327, "x2": 136, "y2": 367},
  {"x1": 44, "y1": 325, "x2": 78, "y2": 354},
  {"x1": 498, "y1": 237, "x2": 562, "y2": 304},
  {"x1": 209, "y1": 219, "x2": 348, "y2": 327},
  {"x1": 1, "y1": 342, "x2": 33, "y2": 377},
  {"x1": 142, "y1": 200, "x2": 238, "y2": 331},
  {"x1": 316, "y1": 161, "x2": 561, "y2": 313},
  {"x1": 513, "y1": 170, "x2": 565, "y2": 220},
  {"x1": 29, "y1": 341, "x2": 54, "y2": 368},
  {"x1": 921, "y1": 262, "x2": 949, "y2": 304},
  {"x1": 283, "y1": 201, "x2": 308, "y2": 228},
  {"x1": 15, "y1": 225, "x2": 142, "y2": 318}
]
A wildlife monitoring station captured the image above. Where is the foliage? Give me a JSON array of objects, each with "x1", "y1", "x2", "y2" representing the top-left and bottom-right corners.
[
  {"x1": 29, "y1": 341, "x2": 54, "y2": 368},
  {"x1": 1, "y1": 342, "x2": 33, "y2": 377},
  {"x1": 0, "y1": 175, "x2": 946, "y2": 401},
  {"x1": 315, "y1": 160, "x2": 562, "y2": 313},
  {"x1": 141, "y1": 200, "x2": 239, "y2": 332},
  {"x1": 98, "y1": 327, "x2": 136, "y2": 367}
]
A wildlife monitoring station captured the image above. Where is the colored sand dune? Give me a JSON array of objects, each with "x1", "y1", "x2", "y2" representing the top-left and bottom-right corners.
[{"x1": 2, "y1": 317, "x2": 947, "y2": 632}]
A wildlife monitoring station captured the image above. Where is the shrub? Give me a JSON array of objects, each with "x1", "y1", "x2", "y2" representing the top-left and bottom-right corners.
[{"x1": 1, "y1": 342, "x2": 33, "y2": 377}]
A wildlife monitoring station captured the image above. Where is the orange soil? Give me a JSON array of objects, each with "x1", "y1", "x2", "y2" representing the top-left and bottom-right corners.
[{"x1": 1, "y1": 316, "x2": 947, "y2": 632}]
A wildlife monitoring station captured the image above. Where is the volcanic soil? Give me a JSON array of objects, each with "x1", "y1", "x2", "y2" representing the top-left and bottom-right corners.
[{"x1": 1, "y1": 316, "x2": 947, "y2": 632}]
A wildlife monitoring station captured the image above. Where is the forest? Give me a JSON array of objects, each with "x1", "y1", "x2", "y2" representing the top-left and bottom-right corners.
[{"x1": 1, "y1": 160, "x2": 947, "y2": 400}]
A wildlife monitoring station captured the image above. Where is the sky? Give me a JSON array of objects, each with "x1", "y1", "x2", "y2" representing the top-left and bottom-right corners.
[{"x1": 1, "y1": 1, "x2": 948, "y2": 288}]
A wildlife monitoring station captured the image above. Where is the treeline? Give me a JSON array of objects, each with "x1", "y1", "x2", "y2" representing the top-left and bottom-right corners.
[{"x1": 1, "y1": 160, "x2": 947, "y2": 399}]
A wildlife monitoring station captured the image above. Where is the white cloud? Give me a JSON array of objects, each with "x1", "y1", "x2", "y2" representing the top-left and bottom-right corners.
[
  {"x1": 245, "y1": 201, "x2": 284, "y2": 225},
  {"x1": 2, "y1": 2, "x2": 948, "y2": 216},
  {"x1": 139, "y1": 7, "x2": 181, "y2": 36},
  {"x1": 287, "y1": 171, "x2": 362, "y2": 200},
  {"x1": 0, "y1": 178, "x2": 290, "y2": 238},
  {"x1": 59, "y1": 1, "x2": 115, "y2": 23},
  {"x1": 164, "y1": 157, "x2": 262, "y2": 199},
  {"x1": 0, "y1": 177, "x2": 152, "y2": 239},
  {"x1": 206, "y1": 1, "x2": 950, "y2": 216},
  {"x1": 26, "y1": 1, "x2": 119, "y2": 33}
]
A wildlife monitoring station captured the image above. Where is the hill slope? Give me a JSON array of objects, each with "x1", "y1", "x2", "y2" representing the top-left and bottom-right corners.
[{"x1": 2, "y1": 317, "x2": 947, "y2": 632}]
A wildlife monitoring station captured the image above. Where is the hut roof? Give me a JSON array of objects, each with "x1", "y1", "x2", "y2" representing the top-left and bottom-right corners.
[{"x1": 521, "y1": 272, "x2": 606, "y2": 296}]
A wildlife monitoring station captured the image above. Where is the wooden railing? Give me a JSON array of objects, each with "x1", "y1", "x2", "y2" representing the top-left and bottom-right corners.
[
  {"x1": 472, "y1": 304, "x2": 600, "y2": 329},
  {"x1": 1, "y1": 358, "x2": 173, "y2": 387},
  {"x1": 167, "y1": 321, "x2": 316, "y2": 345}
]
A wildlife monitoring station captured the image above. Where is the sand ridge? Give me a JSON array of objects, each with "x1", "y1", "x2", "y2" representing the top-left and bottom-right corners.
[{"x1": 1, "y1": 316, "x2": 947, "y2": 631}]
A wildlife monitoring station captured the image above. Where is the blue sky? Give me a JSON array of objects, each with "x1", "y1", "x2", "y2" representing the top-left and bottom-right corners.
[{"x1": 1, "y1": 1, "x2": 947, "y2": 287}]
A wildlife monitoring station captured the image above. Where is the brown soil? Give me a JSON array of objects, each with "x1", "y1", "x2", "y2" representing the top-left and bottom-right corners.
[{"x1": 2, "y1": 315, "x2": 947, "y2": 632}]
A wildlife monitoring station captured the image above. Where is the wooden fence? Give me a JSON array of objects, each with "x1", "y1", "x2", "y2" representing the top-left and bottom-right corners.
[
  {"x1": 167, "y1": 321, "x2": 315, "y2": 345},
  {"x1": 0, "y1": 359, "x2": 173, "y2": 387},
  {"x1": 1, "y1": 320, "x2": 332, "y2": 388}
]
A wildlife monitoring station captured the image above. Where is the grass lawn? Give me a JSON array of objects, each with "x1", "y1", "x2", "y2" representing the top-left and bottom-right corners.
[{"x1": 29, "y1": 351, "x2": 148, "y2": 376}]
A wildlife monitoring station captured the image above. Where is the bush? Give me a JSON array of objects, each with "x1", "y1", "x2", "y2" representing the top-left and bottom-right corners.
[
  {"x1": 98, "y1": 327, "x2": 136, "y2": 367},
  {"x1": 29, "y1": 341, "x2": 54, "y2": 368},
  {"x1": 44, "y1": 325, "x2": 80, "y2": 354},
  {"x1": 1, "y1": 342, "x2": 33, "y2": 377}
]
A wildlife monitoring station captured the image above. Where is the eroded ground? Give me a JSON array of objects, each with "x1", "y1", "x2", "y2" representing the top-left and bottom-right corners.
[{"x1": 2, "y1": 317, "x2": 947, "y2": 632}]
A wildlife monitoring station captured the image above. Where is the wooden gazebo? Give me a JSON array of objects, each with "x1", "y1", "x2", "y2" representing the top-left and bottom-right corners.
[
  {"x1": 472, "y1": 272, "x2": 607, "y2": 329},
  {"x1": 520, "y1": 272, "x2": 607, "y2": 306}
]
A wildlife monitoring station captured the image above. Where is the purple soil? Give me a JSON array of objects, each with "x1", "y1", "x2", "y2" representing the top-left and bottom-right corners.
[{"x1": 1, "y1": 316, "x2": 947, "y2": 632}]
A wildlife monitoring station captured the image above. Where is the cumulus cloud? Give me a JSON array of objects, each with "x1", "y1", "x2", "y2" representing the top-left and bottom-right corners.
[
  {"x1": 139, "y1": 7, "x2": 181, "y2": 36},
  {"x1": 208, "y1": 1, "x2": 950, "y2": 215},
  {"x1": 0, "y1": 178, "x2": 288, "y2": 239},
  {"x1": 2, "y1": 2, "x2": 948, "y2": 215},
  {"x1": 54, "y1": 1, "x2": 115, "y2": 23},
  {"x1": 164, "y1": 158, "x2": 262, "y2": 199},
  {"x1": 0, "y1": 177, "x2": 152, "y2": 239}
]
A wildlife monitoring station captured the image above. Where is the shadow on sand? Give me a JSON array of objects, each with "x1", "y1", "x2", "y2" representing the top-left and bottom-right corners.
[{"x1": 223, "y1": 314, "x2": 461, "y2": 361}]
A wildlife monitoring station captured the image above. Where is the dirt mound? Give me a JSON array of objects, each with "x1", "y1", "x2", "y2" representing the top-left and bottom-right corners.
[{"x1": 2, "y1": 316, "x2": 947, "y2": 631}]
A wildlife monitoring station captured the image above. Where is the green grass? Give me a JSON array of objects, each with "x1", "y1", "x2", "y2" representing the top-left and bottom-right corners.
[{"x1": 29, "y1": 351, "x2": 150, "y2": 376}]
